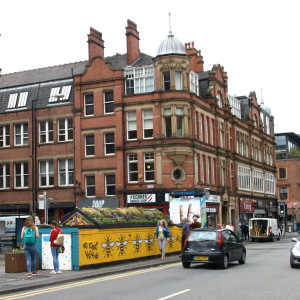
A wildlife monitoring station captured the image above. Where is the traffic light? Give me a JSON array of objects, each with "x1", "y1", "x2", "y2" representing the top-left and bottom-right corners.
[{"x1": 279, "y1": 204, "x2": 285, "y2": 217}]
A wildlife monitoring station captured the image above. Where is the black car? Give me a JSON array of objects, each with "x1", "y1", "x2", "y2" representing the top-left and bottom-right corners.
[
  {"x1": 290, "y1": 237, "x2": 300, "y2": 268},
  {"x1": 181, "y1": 228, "x2": 246, "y2": 269}
]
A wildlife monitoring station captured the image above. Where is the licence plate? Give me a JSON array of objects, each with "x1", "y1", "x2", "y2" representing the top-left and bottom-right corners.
[{"x1": 194, "y1": 256, "x2": 208, "y2": 261}]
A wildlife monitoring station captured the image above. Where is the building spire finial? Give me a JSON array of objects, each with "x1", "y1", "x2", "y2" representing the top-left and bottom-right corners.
[{"x1": 168, "y1": 12, "x2": 174, "y2": 37}]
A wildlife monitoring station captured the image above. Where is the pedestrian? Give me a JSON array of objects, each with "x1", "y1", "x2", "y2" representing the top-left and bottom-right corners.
[
  {"x1": 241, "y1": 222, "x2": 249, "y2": 240},
  {"x1": 155, "y1": 220, "x2": 170, "y2": 260},
  {"x1": 176, "y1": 217, "x2": 191, "y2": 251},
  {"x1": 225, "y1": 223, "x2": 233, "y2": 231},
  {"x1": 190, "y1": 216, "x2": 201, "y2": 230},
  {"x1": 21, "y1": 216, "x2": 39, "y2": 278},
  {"x1": 49, "y1": 220, "x2": 63, "y2": 274}
]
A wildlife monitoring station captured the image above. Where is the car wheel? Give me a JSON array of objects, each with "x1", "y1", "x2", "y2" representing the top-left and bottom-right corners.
[
  {"x1": 239, "y1": 251, "x2": 246, "y2": 264},
  {"x1": 277, "y1": 235, "x2": 280, "y2": 241},
  {"x1": 220, "y1": 255, "x2": 229, "y2": 269},
  {"x1": 290, "y1": 259, "x2": 297, "y2": 268},
  {"x1": 182, "y1": 261, "x2": 191, "y2": 268},
  {"x1": 270, "y1": 234, "x2": 274, "y2": 242}
]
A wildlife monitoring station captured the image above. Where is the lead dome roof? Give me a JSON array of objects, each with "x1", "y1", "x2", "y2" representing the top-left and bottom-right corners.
[{"x1": 156, "y1": 32, "x2": 187, "y2": 57}]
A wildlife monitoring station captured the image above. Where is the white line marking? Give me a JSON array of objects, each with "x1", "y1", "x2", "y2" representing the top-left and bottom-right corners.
[{"x1": 157, "y1": 289, "x2": 191, "y2": 300}]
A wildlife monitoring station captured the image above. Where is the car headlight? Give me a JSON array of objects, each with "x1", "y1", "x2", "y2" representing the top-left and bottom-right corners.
[{"x1": 292, "y1": 247, "x2": 300, "y2": 256}]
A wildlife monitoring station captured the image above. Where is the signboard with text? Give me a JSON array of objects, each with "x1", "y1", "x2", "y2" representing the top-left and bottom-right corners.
[
  {"x1": 78, "y1": 198, "x2": 120, "y2": 209},
  {"x1": 127, "y1": 194, "x2": 156, "y2": 204}
]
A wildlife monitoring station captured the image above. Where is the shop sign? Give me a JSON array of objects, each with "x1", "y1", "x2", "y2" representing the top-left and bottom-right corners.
[
  {"x1": 165, "y1": 193, "x2": 170, "y2": 203},
  {"x1": 206, "y1": 208, "x2": 217, "y2": 213},
  {"x1": 127, "y1": 194, "x2": 156, "y2": 204},
  {"x1": 78, "y1": 198, "x2": 120, "y2": 209},
  {"x1": 206, "y1": 195, "x2": 220, "y2": 203},
  {"x1": 239, "y1": 198, "x2": 255, "y2": 213}
]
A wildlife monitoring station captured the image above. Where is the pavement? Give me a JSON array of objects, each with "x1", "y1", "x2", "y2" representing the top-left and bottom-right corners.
[{"x1": 0, "y1": 231, "x2": 298, "y2": 296}]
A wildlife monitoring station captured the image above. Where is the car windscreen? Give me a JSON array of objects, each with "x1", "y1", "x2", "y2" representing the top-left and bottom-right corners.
[{"x1": 188, "y1": 231, "x2": 217, "y2": 242}]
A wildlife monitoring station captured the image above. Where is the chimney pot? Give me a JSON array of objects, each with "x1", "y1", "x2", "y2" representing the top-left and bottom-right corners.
[
  {"x1": 88, "y1": 27, "x2": 105, "y2": 61},
  {"x1": 126, "y1": 19, "x2": 140, "y2": 65}
]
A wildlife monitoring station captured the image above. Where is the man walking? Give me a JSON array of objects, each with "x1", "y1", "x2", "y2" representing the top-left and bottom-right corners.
[{"x1": 176, "y1": 218, "x2": 191, "y2": 251}]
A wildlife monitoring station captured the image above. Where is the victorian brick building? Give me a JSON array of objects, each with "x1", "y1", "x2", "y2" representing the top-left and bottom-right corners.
[{"x1": 0, "y1": 20, "x2": 277, "y2": 227}]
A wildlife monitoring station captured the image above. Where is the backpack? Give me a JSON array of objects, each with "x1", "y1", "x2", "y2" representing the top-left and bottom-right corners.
[
  {"x1": 54, "y1": 229, "x2": 64, "y2": 246},
  {"x1": 24, "y1": 227, "x2": 36, "y2": 245}
]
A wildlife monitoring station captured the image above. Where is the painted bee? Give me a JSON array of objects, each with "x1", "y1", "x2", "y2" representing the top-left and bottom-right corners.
[
  {"x1": 144, "y1": 232, "x2": 154, "y2": 252},
  {"x1": 167, "y1": 234, "x2": 175, "y2": 248},
  {"x1": 101, "y1": 235, "x2": 115, "y2": 258},
  {"x1": 116, "y1": 234, "x2": 128, "y2": 256},
  {"x1": 132, "y1": 233, "x2": 143, "y2": 253}
]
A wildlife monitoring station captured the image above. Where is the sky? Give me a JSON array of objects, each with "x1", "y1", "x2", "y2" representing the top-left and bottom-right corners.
[{"x1": 0, "y1": 0, "x2": 299, "y2": 134}]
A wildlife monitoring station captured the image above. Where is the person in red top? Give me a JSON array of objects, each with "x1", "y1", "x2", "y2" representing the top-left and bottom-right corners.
[
  {"x1": 49, "y1": 220, "x2": 62, "y2": 274},
  {"x1": 190, "y1": 216, "x2": 201, "y2": 230}
]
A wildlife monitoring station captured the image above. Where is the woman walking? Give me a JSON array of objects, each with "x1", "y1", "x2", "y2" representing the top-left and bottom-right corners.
[
  {"x1": 21, "y1": 217, "x2": 39, "y2": 278},
  {"x1": 49, "y1": 220, "x2": 62, "y2": 274},
  {"x1": 155, "y1": 220, "x2": 170, "y2": 260}
]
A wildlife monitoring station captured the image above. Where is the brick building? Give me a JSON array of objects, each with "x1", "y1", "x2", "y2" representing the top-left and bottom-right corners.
[
  {"x1": 276, "y1": 132, "x2": 300, "y2": 228},
  {"x1": 0, "y1": 20, "x2": 277, "y2": 227}
]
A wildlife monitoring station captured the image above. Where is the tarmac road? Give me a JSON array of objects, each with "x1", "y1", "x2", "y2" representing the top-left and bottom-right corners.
[{"x1": 0, "y1": 238, "x2": 299, "y2": 300}]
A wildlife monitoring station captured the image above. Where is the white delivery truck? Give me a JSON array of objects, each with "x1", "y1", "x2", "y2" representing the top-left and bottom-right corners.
[{"x1": 249, "y1": 218, "x2": 280, "y2": 242}]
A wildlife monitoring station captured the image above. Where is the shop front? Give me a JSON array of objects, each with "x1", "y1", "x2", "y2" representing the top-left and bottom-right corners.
[
  {"x1": 0, "y1": 204, "x2": 30, "y2": 216},
  {"x1": 239, "y1": 198, "x2": 255, "y2": 223}
]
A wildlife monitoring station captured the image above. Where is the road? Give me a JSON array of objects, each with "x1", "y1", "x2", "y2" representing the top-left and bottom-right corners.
[{"x1": 0, "y1": 239, "x2": 299, "y2": 300}]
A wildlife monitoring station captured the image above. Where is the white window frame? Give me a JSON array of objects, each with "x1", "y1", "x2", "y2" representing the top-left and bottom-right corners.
[
  {"x1": 237, "y1": 165, "x2": 251, "y2": 191},
  {"x1": 128, "y1": 154, "x2": 138, "y2": 183},
  {"x1": 84, "y1": 93, "x2": 94, "y2": 116},
  {"x1": 143, "y1": 109, "x2": 153, "y2": 139},
  {"x1": 190, "y1": 71, "x2": 199, "y2": 95},
  {"x1": 0, "y1": 163, "x2": 10, "y2": 189},
  {"x1": 14, "y1": 123, "x2": 28, "y2": 146},
  {"x1": 105, "y1": 174, "x2": 116, "y2": 196},
  {"x1": 39, "y1": 120, "x2": 53, "y2": 144},
  {"x1": 39, "y1": 160, "x2": 54, "y2": 187},
  {"x1": 104, "y1": 133, "x2": 115, "y2": 155},
  {"x1": 164, "y1": 108, "x2": 172, "y2": 138},
  {"x1": 104, "y1": 91, "x2": 114, "y2": 114},
  {"x1": 0, "y1": 125, "x2": 10, "y2": 148},
  {"x1": 176, "y1": 108, "x2": 184, "y2": 137},
  {"x1": 58, "y1": 159, "x2": 74, "y2": 186},
  {"x1": 127, "y1": 111, "x2": 137, "y2": 140},
  {"x1": 265, "y1": 173, "x2": 275, "y2": 194},
  {"x1": 85, "y1": 175, "x2": 96, "y2": 197},
  {"x1": 49, "y1": 86, "x2": 71, "y2": 102},
  {"x1": 85, "y1": 134, "x2": 95, "y2": 157},
  {"x1": 144, "y1": 153, "x2": 155, "y2": 182},
  {"x1": 58, "y1": 118, "x2": 73, "y2": 142},
  {"x1": 124, "y1": 66, "x2": 155, "y2": 95},
  {"x1": 14, "y1": 162, "x2": 28, "y2": 188},
  {"x1": 253, "y1": 169, "x2": 264, "y2": 192}
]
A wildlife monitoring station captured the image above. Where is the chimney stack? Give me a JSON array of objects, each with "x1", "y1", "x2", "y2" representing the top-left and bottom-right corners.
[
  {"x1": 88, "y1": 27, "x2": 105, "y2": 61},
  {"x1": 126, "y1": 20, "x2": 140, "y2": 66}
]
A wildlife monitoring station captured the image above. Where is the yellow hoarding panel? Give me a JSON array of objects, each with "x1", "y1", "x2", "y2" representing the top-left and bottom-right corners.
[{"x1": 79, "y1": 226, "x2": 181, "y2": 266}]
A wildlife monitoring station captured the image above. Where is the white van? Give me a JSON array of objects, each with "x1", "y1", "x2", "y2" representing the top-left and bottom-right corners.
[{"x1": 249, "y1": 218, "x2": 280, "y2": 242}]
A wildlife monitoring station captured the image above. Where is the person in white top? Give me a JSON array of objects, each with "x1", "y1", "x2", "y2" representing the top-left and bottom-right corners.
[{"x1": 225, "y1": 224, "x2": 234, "y2": 231}]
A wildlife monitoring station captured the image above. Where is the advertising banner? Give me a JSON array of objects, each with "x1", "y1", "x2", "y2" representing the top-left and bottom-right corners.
[
  {"x1": 169, "y1": 196, "x2": 206, "y2": 227},
  {"x1": 127, "y1": 194, "x2": 156, "y2": 204}
]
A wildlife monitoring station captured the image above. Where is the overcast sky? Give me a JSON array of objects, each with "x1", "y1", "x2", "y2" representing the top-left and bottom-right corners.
[{"x1": 0, "y1": 0, "x2": 299, "y2": 134}]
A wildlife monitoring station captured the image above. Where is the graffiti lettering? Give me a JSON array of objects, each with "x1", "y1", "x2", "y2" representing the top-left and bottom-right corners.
[{"x1": 83, "y1": 241, "x2": 99, "y2": 259}]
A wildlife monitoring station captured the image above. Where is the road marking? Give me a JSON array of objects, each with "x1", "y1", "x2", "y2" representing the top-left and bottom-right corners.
[
  {"x1": 157, "y1": 289, "x2": 191, "y2": 300},
  {"x1": 0, "y1": 262, "x2": 181, "y2": 300}
]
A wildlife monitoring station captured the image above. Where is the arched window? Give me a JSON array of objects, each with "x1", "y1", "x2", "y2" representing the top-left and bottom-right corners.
[{"x1": 216, "y1": 92, "x2": 222, "y2": 108}]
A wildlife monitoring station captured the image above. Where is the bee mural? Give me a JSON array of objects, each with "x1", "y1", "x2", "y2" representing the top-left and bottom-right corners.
[
  {"x1": 167, "y1": 233, "x2": 175, "y2": 248},
  {"x1": 132, "y1": 233, "x2": 143, "y2": 253},
  {"x1": 116, "y1": 234, "x2": 128, "y2": 256},
  {"x1": 144, "y1": 232, "x2": 154, "y2": 252},
  {"x1": 101, "y1": 235, "x2": 115, "y2": 258}
]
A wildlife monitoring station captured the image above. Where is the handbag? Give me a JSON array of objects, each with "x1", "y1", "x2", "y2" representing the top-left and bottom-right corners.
[{"x1": 54, "y1": 229, "x2": 64, "y2": 246}]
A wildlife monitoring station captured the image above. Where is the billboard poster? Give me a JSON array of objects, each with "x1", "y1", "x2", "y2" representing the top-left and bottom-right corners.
[{"x1": 169, "y1": 196, "x2": 207, "y2": 227}]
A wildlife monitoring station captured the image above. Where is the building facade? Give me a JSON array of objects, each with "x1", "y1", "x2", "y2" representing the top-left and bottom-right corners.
[
  {"x1": 0, "y1": 20, "x2": 277, "y2": 228},
  {"x1": 276, "y1": 132, "x2": 300, "y2": 229}
]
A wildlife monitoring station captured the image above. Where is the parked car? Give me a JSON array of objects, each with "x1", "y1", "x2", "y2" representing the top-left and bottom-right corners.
[
  {"x1": 249, "y1": 218, "x2": 280, "y2": 242},
  {"x1": 290, "y1": 237, "x2": 300, "y2": 268},
  {"x1": 181, "y1": 228, "x2": 246, "y2": 269}
]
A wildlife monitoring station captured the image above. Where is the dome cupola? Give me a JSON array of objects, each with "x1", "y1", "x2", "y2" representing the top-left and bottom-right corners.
[{"x1": 156, "y1": 32, "x2": 187, "y2": 57}]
